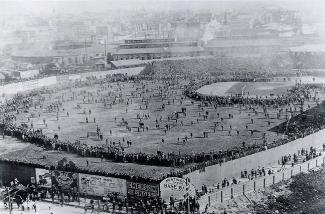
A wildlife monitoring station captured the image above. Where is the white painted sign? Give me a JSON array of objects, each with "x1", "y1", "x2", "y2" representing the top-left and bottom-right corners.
[
  {"x1": 35, "y1": 168, "x2": 52, "y2": 187},
  {"x1": 79, "y1": 173, "x2": 127, "y2": 197},
  {"x1": 160, "y1": 177, "x2": 195, "y2": 202}
]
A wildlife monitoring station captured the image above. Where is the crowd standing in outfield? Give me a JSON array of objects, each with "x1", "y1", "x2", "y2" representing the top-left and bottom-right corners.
[{"x1": 1, "y1": 56, "x2": 325, "y2": 213}]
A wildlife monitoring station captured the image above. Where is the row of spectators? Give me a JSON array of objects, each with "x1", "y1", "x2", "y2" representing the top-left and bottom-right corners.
[
  {"x1": 3, "y1": 117, "x2": 324, "y2": 183},
  {"x1": 141, "y1": 55, "x2": 294, "y2": 80},
  {"x1": 198, "y1": 146, "x2": 322, "y2": 199},
  {"x1": 1, "y1": 57, "x2": 324, "y2": 183},
  {"x1": 3, "y1": 178, "x2": 182, "y2": 214}
]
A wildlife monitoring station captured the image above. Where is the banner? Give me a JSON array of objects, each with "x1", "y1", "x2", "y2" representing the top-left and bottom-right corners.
[
  {"x1": 127, "y1": 182, "x2": 159, "y2": 198},
  {"x1": 160, "y1": 177, "x2": 195, "y2": 202},
  {"x1": 51, "y1": 170, "x2": 78, "y2": 193},
  {"x1": 56, "y1": 75, "x2": 70, "y2": 83},
  {"x1": 35, "y1": 168, "x2": 52, "y2": 188},
  {"x1": 20, "y1": 69, "x2": 39, "y2": 79},
  {"x1": 69, "y1": 74, "x2": 81, "y2": 80},
  {"x1": 22, "y1": 79, "x2": 39, "y2": 91},
  {"x1": 79, "y1": 174, "x2": 127, "y2": 197},
  {"x1": 38, "y1": 76, "x2": 57, "y2": 87},
  {"x1": 1, "y1": 82, "x2": 23, "y2": 95}
]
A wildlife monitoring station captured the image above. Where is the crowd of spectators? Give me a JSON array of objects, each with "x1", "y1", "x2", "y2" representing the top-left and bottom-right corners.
[{"x1": 1, "y1": 56, "x2": 325, "y2": 184}]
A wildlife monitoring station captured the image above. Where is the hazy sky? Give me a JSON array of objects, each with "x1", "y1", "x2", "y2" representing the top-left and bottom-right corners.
[{"x1": 0, "y1": 0, "x2": 324, "y2": 16}]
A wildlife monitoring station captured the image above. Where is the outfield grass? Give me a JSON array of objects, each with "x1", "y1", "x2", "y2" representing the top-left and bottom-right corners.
[
  {"x1": 11, "y1": 79, "x2": 319, "y2": 156},
  {"x1": 1, "y1": 75, "x2": 324, "y2": 180},
  {"x1": 197, "y1": 81, "x2": 295, "y2": 98}
]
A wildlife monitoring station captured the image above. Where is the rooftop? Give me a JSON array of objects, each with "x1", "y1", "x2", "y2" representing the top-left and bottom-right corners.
[
  {"x1": 289, "y1": 43, "x2": 325, "y2": 53},
  {"x1": 120, "y1": 41, "x2": 198, "y2": 46},
  {"x1": 113, "y1": 46, "x2": 204, "y2": 55},
  {"x1": 110, "y1": 59, "x2": 146, "y2": 67}
]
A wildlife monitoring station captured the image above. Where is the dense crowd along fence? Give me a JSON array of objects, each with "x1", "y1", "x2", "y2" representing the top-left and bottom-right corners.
[
  {"x1": 197, "y1": 154, "x2": 325, "y2": 213},
  {"x1": 1, "y1": 58, "x2": 325, "y2": 206},
  {"x1": 184, "y1": 128, "x2": 325, "y2": 189},
  {"x1": 0, "y1": 148, "x2": 323, "y2": 213},
  {"x1": 1, "y1": 74, "x2": 325, "y2": 182},
  {"x1": 3, "y1": 120, "x2": 324, "y2": 181}
]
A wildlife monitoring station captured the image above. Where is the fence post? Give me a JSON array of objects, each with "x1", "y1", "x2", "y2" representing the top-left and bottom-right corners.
[
  {"x1": 221, "y1": 191, "x2": 223, "y2": 203},
  {"x1": 316, "y1": 159, "x2": 318, "y2": 167},
  {"x1": 254, "y1": 181, "x2": 256, "y2": 191},
  {"x1": 273, "y1": 175, "x2": 275, "y2": 184},
  {"x1": 282, "y1": 172, "x2": 284, "y2": 181},
  {"x1": 208, "y1": 196, "x2": 211, "y2": 207},
  {"x1": 291, "y1": 169, "x2": 293, "y2": 178},
  {"x1": 243, "y1": 184, "x2": 245, "y2": 195},
  {"x1": 300, "y1": 165, "x2": 302, "y2": 173},
  {"x1": 263, "y1": 178, "x2": 266, "y2": 188},
  {"x1": 308, "y1": 163, "x2": 310, "y2": 171}
]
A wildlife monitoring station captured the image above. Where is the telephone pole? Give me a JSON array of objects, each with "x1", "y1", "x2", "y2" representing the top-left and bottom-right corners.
[{"x1": 185, "y1": 178, "x2": 190, "y2": 213}]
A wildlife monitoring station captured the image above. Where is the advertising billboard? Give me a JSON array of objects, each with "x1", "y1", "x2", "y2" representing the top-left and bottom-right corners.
[
  {"x1": 127, "y1": 181, "x2": 159, "y2": 198},
  {"x1": 51, "y1": 170, "x2": 78, "y2": 193},
  {"x1": 79, "y1": 173, "x2": 127, "y2": 197},
  {"x1": 160, "y1": 177, "x2": 195, "y2": 202}
]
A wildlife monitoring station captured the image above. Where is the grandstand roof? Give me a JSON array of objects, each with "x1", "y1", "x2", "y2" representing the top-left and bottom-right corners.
[
  {"x1": 120, "y1": 41, "x2": 198, "y2": 46},
  {"x1": 110, "y1": 59, "x2": 146, "y2": 67},
  {"x1": 263, "y1": 23, "x2": 295, "y2": 32},
  {"x1": 113, "y1": 46, "x2": 204, "y2": 55},
  {"x1": 206, "y1": 39, "x2": 281, "y2": 48},
  {"x1": 289, "y1": 43, "x2": 325, "y2": 53}
]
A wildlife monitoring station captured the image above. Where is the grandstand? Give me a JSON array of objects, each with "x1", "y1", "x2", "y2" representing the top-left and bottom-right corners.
[{"x1": 290, "y1": 43, "x2": 325, "y2": 69}]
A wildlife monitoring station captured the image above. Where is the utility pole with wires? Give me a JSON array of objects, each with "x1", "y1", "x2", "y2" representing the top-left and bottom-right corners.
[{"x1": 184, "y1": 177, "x2": 191, "y2": 213}]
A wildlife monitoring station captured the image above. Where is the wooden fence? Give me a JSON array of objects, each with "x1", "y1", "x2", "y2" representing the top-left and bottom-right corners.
[{"x1": 198, "y1": 154, "x2": 325, "y2": 212}]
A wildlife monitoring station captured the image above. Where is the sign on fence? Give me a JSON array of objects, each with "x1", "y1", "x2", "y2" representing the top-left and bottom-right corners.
[
  {"x1": 79, "y1": 173, "x2": 127, "y2": 197},
  {"x1": 51, "y1": 170, "x2": 78, "y2": 193},
  {"x1": 22, "y1": 79, "x2": 39, "y2": 91},
  {"x1": 160, "y1": 177, "x2": 195, "y2": 202},
  {"x1": 56, "y1": 75, "x2": 70, "y2": 83},
  {"x1": 197, "y1": 154, "x2": 325, "y2": 213},
  {"x1": 35, "y1": 168, "x2": 52, "y2": 187},
  {"x1": 127, "y1": 181, "x2": 159, "y2": 198}
]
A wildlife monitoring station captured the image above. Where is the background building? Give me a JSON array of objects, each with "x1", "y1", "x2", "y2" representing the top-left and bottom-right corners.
[{"x1": 112, "y1": 38, "x2": 204, "y2": 60}]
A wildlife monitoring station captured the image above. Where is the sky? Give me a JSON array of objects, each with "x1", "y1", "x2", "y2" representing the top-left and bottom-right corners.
[{"x1": 0, "y1": 0, "x2": 324, "y2": 15}]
